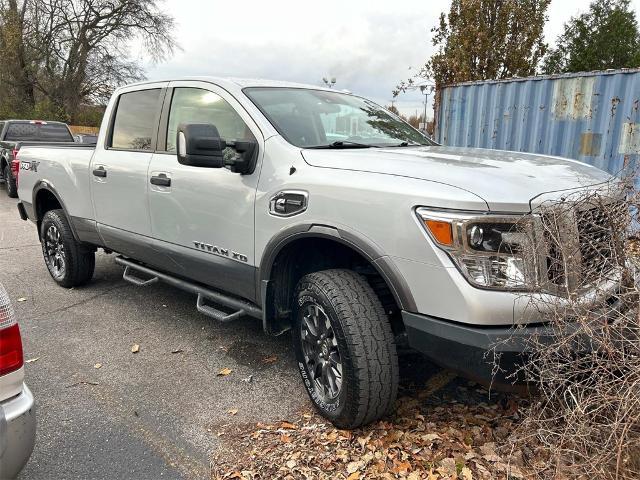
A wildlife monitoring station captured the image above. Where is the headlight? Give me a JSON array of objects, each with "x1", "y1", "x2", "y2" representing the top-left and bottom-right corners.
[{"x1": 416, "y1": 208, "x2": 537, "y2": 290}]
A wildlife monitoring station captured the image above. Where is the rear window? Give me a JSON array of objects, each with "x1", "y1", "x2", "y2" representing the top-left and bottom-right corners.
[
  {"x1": 4, "y1": 122, "x2": 73, "y2": 142},
  {"x1": 110, "y1": 89, "x2": 161, "y2": 150}
]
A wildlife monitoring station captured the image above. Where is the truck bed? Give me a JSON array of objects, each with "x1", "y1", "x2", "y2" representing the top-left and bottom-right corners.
[{"x1": 16, "y1": 143, "x2": 97, "y2": 224}]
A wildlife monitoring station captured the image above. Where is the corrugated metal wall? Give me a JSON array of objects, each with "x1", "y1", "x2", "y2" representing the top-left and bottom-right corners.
[{"x1": 436, "y1": 69, "x2": 640, "y2": 185}]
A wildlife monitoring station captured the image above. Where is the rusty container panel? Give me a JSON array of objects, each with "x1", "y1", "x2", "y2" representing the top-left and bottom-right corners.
[{"x1": 436, "y1": 69, "x2": 640, "y2": 186}]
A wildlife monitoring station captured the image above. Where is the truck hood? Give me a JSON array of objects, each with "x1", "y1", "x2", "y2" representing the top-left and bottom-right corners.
[{"x1": 301, "y1": 146, "x2": 613, "y2": 212}]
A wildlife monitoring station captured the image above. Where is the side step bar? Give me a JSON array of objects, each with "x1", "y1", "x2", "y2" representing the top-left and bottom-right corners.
[{"x1": 115, "y1": 256, "x2": 262, "y2": 323}]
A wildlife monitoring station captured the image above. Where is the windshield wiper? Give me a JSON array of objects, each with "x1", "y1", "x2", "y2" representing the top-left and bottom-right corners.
[
  {"x1": 388, "y1": 141, "x2": 424, "y2": 147},
  {"x1": 307, "y1": 141, "x2": 378, "y2": 149}
]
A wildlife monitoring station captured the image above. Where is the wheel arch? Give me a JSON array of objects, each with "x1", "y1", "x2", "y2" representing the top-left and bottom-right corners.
[
  {"x1": 32, "y1": 181, "x2": 80, "y2": 241},
  {"x1": 258, "y1": 223, "x2": 416, "y2": 336}
]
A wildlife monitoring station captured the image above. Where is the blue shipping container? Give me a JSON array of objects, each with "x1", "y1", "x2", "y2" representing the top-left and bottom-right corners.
[{"x1": 436, "y1": 69, "x2": 640, "y2": 185}]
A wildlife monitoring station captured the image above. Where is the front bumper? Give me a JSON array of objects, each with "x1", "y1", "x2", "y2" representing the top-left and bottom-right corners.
[
  {"x1": 403, "y1": 311, "x2": 553, "y2": 385},
  {"x1": 0, "y1": 384, "x2": 36, "y2": 479}
]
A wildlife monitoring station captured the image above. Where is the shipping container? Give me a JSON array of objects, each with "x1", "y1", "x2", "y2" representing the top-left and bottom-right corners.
[{"x1": 435, "y1": 69, "x2": 640, "y2": 186}]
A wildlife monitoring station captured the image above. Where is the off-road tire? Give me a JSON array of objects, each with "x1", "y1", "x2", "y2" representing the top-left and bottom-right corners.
[
  {"x1": 3, "y1": 164, "x2": 17, "y2": 198},
  {"x1": 293, "y1": 269, "x2": 399, "y2": 429},
  {"x1": 40, "y1": 209, "x2": 95, "y2": 288}
]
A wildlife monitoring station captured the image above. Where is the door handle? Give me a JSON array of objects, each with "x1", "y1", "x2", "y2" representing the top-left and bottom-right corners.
[
  {"x1": 150, "y1": 174, "x2": 171, "y2": 187},
  {"x1": 92, "y1": 166, "x2": 107, "y2": 178}
]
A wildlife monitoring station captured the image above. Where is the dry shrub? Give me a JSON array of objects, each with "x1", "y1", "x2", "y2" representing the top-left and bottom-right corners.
[{"x1": 496, "y1": 176, "x2": 640, "y2": 479}]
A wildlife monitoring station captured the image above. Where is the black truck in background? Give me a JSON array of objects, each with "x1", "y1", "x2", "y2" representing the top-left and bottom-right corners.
[{"x1": 0, "y1": 120, "x2": 75, "y2": 197}]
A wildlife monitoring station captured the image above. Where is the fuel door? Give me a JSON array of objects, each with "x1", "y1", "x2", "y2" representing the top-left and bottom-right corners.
[{"x1": 269, "y1": 190, "x2": 308, "y2": 217}]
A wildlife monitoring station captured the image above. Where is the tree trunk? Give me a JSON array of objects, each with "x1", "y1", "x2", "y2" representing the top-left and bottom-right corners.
[{"x1": 5, "y1": 0, "x2": 36, "y2": 112}]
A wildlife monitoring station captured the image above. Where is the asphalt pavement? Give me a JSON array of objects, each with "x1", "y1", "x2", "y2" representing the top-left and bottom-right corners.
[
  {"x1": 0, "y1": 193, "x2": 454, "y2": 480},
  {"x1": 0, "y1": 195, "x2": 310, "y2": 479}
]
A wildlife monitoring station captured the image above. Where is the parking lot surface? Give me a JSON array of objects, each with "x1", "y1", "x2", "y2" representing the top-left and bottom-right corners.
[
  {"x1": 0, "y1": 193, "x2": 463, "y2": 479},
  {"x1": 0, "y1": 196, "x2": 313, "y2": 479}
]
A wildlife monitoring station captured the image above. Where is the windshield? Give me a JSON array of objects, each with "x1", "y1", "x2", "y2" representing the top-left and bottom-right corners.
[{"x1": 244, "y1": 87, "x2": 436, "y2": 148}]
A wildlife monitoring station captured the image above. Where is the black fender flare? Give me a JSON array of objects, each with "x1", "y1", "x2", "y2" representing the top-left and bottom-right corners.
[
  {"x1": 257, "y1": 223, "x2": 417, "y2": 313},
  {"x1": 32, "y1": 180, "x2": 81, "y2": 241}
]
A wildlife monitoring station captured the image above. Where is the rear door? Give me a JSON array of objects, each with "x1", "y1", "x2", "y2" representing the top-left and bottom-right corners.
[{"x1": 90, "y1": 84, "x2": 167, "y2": 258}]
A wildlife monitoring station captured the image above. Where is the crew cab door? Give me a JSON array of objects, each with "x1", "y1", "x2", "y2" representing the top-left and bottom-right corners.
[
  {"x1": 90, "y1": 84, "x2": 166, "y2": 259},
  {"x1": 146, "y1": 81, "x2": 263, "y2": 300}
]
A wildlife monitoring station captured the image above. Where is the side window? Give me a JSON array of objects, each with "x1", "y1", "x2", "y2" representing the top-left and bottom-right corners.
[
  {"x1": 166, "y1": 88, "x2": 255, "y2": 152},
  {"x1": 0, "y1": 123, "x2": 4, "y2": 138},
  {"x1": 110, "y1": 89, "x2": 161, "y2": 150}
]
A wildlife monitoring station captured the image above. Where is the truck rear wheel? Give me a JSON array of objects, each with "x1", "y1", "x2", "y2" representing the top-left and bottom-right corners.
[
  {"x1": 3, "y1": 164, "x2": 17, "y2": 198},
  {"x1": 293, "y1": 269, "x2": 399, "y2": 429},
  {"x1": 40, "y1": 210, "x2": 95, "y2": 288}
]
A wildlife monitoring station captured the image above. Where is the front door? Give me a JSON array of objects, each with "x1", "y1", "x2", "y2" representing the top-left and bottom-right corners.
[
  {"x1": 147, "y1": 81, "x2": 263, "y2": 300},
  {"x1": 91, "y1": 85, "x2": 165, "y2": 259}
]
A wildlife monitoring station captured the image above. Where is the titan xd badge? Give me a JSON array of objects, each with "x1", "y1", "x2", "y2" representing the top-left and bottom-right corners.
[{"x1": 193, "y1": 241, "x2": 248, "y2": 263}]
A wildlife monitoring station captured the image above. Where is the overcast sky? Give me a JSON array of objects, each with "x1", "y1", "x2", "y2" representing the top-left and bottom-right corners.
[{"x1": 140, "y1": 0, "x2": 640, "y2": 118}]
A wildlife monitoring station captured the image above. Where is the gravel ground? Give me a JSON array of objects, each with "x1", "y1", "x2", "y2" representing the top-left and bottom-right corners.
[{"x1": 0, "y1": 193, "x2": 470, "y2": 479}]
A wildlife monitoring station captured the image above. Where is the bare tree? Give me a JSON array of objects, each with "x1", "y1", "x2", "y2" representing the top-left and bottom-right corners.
[
  {"x1": 0, "y1": 0, "x2": 37, "y2": 115},
  {"x1": 0, "y1": 0, "x2": 176, "y2": 123}
]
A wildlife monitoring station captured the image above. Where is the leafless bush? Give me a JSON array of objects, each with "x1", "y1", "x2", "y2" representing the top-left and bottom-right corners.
[{"x1": 495, "y1": 176, "x2": 640, "y2": 479}]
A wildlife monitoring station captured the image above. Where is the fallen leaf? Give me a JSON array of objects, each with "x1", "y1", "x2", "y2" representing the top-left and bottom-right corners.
[
  {"x1": 483, "y1": 454, "x2": 503, "y2": 463},
  {"x1": 217, "y1": 368, "x2": 232, "y2": 376},
  {"x1": 347, "y1": 461, "x2": 363, "y2": 474},
  {"x1": 261, "y1": 355, "x2": 278, "y2": 364},
  {"x1": 461, "y1": 466, "x2": 473, "y2": 480},
  {"x1": 280, "y1": 434, "x2": 292, "y2": 443},
  {"x1": 228, "y1": 409, "x2": 238, "y2": 416},
  {"x1": 17, "y1": 297, "x2": 27, "y2": 302},
  {"x1": 25, "y1": 357, "x2": 40, "y2": 364},
  {"x1": 391, "y1": 460, "x2": 411, "y2": 475},
  {"x1": 285, "y1": 459, "x2": 296, "y2": 469},
  {"x1": 347, "y1": 473, "x2": 360, "y2": 480},
  {"x1": 422, "y1": 433, "x2": 441, "y2": 443},
  {"x1": 357, "y1": 434, "x2": 372, "y2": 449},
  {"x1": 94, "y1": 363, "x2": 102, "y2": 369},
  {"x1": 280, "y1": 421, "x2": 297, "y2": 430},
  {"x1": 131, "y1": 344, "x2": 140, "y2": 353},
  {"x1": 437, "y1": 458, "x2": 457, "y2": 476}
]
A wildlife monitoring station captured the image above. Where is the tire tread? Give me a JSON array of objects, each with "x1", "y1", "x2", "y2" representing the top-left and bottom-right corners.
[
  {"x1": 41, "y1": 209, "x2": 95, "y2": 288},
  {"x1": 296, "y1": 269, "x2": 399, "y2": 428}
]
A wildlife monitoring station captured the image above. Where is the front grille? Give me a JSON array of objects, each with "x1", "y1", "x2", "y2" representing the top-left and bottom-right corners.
[
  {"x1": 576, "y1": 204, "x2": 621, "y2": 282},
  {"x1": 542, "y1": 201, "x2": 625, "y2": 290},
  {"x1": 543, "y1": 223, "x2": 566, "y2": 286}
]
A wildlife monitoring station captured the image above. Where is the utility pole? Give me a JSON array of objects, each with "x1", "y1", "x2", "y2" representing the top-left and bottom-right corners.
[
  {"x1": 419, "y1": 85, "x2": 435, "y2": 132},
  {"x1": 395, "y1": 82, "x2": 436, "y2": 133}
]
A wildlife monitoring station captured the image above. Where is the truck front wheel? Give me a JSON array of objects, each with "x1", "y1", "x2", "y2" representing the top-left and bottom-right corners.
[
  {"x1": 3, "y1": 164, "x2": 17, "y2": 198},
  {"x1": 293, "y1": 269, "x2": 399, "y2": 429},
  {"x1": 40, "y1": 210, "x2": 95, "y2": 288}
]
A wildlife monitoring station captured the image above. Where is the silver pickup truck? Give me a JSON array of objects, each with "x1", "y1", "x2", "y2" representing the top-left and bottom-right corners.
[{"x1": 14, "y1": 78, "x2": 618, "y2": 428}]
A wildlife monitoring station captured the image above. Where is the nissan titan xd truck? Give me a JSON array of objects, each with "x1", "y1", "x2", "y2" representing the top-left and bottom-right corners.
[{"x1": 14, "y1": 78, "x2": 622, "y2": 428}]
